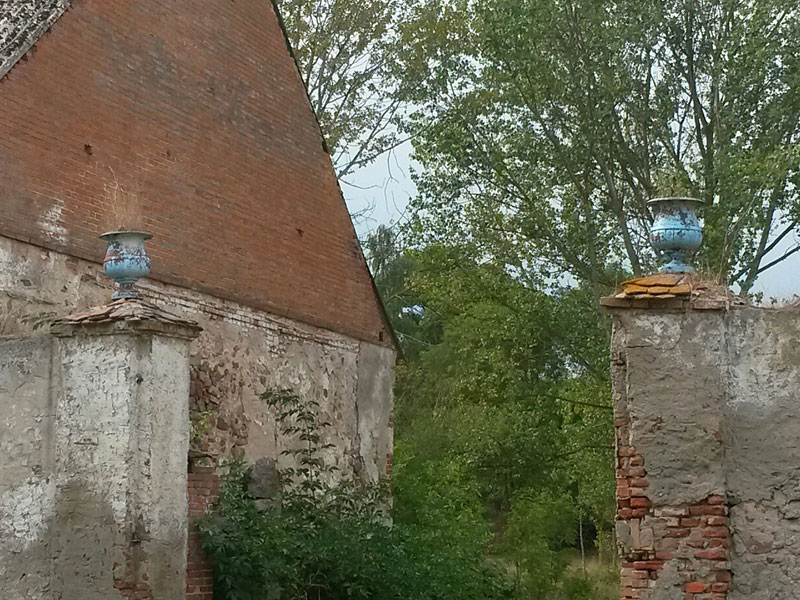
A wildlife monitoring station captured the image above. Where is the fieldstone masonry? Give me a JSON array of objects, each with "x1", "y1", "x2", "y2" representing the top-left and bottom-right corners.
[{"x1": 605, "y1": 295, "x2": 800, "y2": 599}]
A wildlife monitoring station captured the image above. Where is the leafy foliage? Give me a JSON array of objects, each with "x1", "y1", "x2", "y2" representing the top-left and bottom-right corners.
[
  {"x1": 276, "y1": 0, "x2": 420, "y2": 181},
  {"x1": 364, "y1": 231, "x2": 617, "y2": 598},
  {"x1": 200, "y1": 387, "x2": 509, "y2": 600},
  {"x1": 190, "y1": 410, "x2": 214, "y2": 451},
  {"x1": 401, "y1": 0, "x2": 800, "y2": 294}
]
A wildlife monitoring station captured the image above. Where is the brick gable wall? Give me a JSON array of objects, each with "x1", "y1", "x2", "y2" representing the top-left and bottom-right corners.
[{"x1": 0, "y1": 0, "x2": 391, "y2": 347}]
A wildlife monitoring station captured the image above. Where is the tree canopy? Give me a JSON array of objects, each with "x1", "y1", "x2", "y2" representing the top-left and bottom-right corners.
[
  {"x1": 260, "y1": 1, "x2": 800, "y2": 597},
  {"x1": 277, "y1": 0, "x2": 417, "y2": 182},
  {"x1": 401, "y1": 0, "x2": 800, "y2": 293}
]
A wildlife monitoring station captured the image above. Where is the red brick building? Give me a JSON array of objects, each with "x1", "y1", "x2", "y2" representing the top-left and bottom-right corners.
[
  {"x1": 0, "y1": 0, "x2": 392, "y2": 347},
  {"x1": 0, "y1": 2, "x2": 396, "y2": 598}
]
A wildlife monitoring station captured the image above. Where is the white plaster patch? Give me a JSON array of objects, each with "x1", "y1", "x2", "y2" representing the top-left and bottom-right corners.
[
  {"x1": 725, "y1": 314, "x2": 799, "y2": 410},
  {"x1": 728, "y1": 359, "x2": 775, "y2": 409},
  {"x1": 0, "y1": 241, "x2": 30, "y2": 289},
  {"x1": 0, "y1": 478, "x2": 55, "y2": 551},
  {"x1": 36, "y1": 198, "x2": 68, "y2": 245},
  {"x1": 632, "y1": 313, "x2": 683, "y2": 348}
]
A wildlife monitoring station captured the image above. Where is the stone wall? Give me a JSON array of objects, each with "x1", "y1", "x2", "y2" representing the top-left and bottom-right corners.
[
  {"x1": 0, "y1": 234, "x2": 395, "y2": 480},
  {"x1": 0, "y1": 234, "x2": 395, "y2": 598},
  {"x1": 609, "y1": 305, "x2": 800, "y2": 600}
]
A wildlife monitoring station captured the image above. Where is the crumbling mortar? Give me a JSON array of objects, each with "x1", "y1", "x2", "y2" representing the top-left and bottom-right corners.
[
  {"x1": 142, "y1": 285, "x2": 357, "y2": 353},
  {"x1": 616, "y1": 415, "x2": 732, "y2": 600}
]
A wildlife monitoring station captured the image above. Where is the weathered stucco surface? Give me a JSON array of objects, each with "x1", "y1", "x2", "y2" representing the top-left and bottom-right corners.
[
  {"x1": 723, "y1": 310, "x2": 800, "y2": 599},
  {"x1": 616, "y1": 311, "x2": 727, "y2": 506},
  {"x1": 0, "y1": 322, "x2": 194, "y2": 599},
  {"x1": 0, "y1": 233, "x2": 395, "y2": 596},
  {"x1": 612, "y1": 306, "x2": 800, "y2": 599},
  {"x1": 54, "y1": 327, "x2": 194, "y2": 598},
  {"x1": 0, "y1": 234, "x2": 395, "y2": 480},
  {"x1": 0, "y1": 335, "x2": 56, "y2": 598}
]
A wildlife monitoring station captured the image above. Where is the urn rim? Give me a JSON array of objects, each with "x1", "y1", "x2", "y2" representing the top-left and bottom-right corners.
[
  {"x1": 647, "y1": 197, "x2": 705, "y2": 207},
  {"x1": 100, "y1": 230, "x2": 153, "y2": 241}
]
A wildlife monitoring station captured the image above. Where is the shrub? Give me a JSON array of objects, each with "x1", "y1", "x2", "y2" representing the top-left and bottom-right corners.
[{"x1": 199, "y1": 388, "x2": 509, "y2": 600}]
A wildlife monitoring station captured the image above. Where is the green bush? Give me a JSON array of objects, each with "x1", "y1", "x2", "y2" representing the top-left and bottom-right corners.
[{"x1": 199, "y1": 388, "x2": 509, "y2": 600}]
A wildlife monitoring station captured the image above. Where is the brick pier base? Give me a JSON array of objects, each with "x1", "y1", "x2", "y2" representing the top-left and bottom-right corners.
[
  {"x1": 616, "y1": 436, "x2": 731, "y2": 599},
  {"x1": 186, "y1": 467, "x2": 219, "y2": 600}
]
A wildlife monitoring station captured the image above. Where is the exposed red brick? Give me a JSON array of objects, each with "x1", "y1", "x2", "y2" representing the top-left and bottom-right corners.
[
  {"x1": 696, "y1": 547, "x2": 728, "y2": 560},
  {"x1": 0, "y1": 0, "x2": 392, "y2": 348},
  {"x1": 689, "y1": 505, "x2": 727, "y2": 516},
  {"x1": 114, "y1": 549, "x2": 153, "y2": 599},
  {"x1": 187, "y1": 469, "x2": 219, "y2": 600},
  {"x1": 615, "y1": 418, "x2": 731, "y2": 600}
]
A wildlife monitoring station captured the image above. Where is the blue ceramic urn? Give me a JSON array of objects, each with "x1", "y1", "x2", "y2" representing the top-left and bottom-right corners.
[
  {"x1": 648, "y1": 197, "x2": 703, "y2": 273},
  {"x1": 100, "y1": 231, "x2": 153, "y2": 299}
]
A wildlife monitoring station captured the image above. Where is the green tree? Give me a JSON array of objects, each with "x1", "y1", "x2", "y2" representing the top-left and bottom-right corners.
[
  {"x1": 373, "y1": 238, "x2": 616, "y2": 598},
  {"x1": 201, "y1": 388, "x2": 509, "y2": 600},
  {"x1": 401, "y1": 0, "x2": 800, "y2": 293},
  {"x1": 363, "y1": 225, "x2": 441, "y2": 358},
  {"x1": 277, "y1": 0, "x2": 415, "y2": 182}
]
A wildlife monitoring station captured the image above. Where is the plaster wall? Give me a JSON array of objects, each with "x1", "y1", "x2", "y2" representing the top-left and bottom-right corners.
[
  {"x1": 0, "y1": 325, "x2": 192, "y2": 599},
  {"x1": 612, "y1": 307, "x2": 800, "y2": 599},
  {"x1": 0, "y1": 232, "x2": 394, "y2": 482},
  {"x1": 0, "y1": 335, "x2": 56, "y2": 599},
  {"x1": 723, "y1": 310, "x2": 800, "y2": 598},
  {"x1": 53, "y1": 329, "x2": 192, "y2": 598}
]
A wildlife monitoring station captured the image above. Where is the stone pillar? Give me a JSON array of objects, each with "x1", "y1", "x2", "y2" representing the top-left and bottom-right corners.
[
  {"x1": 607, "y1": 302, "x2": 731, "y2": 600},
  {"x1": 0, "y1": 335, "x2": 58, "y2": 598},
  {"x1": 51, "y1": 300, "x2": 200, "y2": 599},
  {"x1": 604, "y1": 286, "x2": 800, "y2": 600}
]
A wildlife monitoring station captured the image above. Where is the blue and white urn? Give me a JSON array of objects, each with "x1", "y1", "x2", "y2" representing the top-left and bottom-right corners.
[
  {"x1": 648, "y1": 197, "x2": 704, "y2": 273},
  {"x1": 100, "y1": 231, "x2": 153, "y2": 299}
]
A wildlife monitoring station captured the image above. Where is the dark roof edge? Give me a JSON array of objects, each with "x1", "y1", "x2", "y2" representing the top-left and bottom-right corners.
[
  {"x1": 0, "y1": 0, "x2": 70, "y2": 82},
  {"x1": 267, "y1": 0, "x2": 402, "y2": 355}
]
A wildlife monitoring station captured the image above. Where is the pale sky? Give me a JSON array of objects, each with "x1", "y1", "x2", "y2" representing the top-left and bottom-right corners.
[{"x1": 344, "y1": 143, "x2": 800, "y2": 301}]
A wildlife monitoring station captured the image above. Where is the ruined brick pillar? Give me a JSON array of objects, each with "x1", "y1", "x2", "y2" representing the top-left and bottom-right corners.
[
  {"x1": 603, "y1": 280, "x2": 800, "y2": 600},
  {"x1": 604, "y1": 285, "x2": 734, "y2": 600},
  {"x1": 51, "y1": 299, "x2": 200, "y2": 599},
  {"x1": 186, "y1": 467, "x2": 219, "y2": 600}
]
